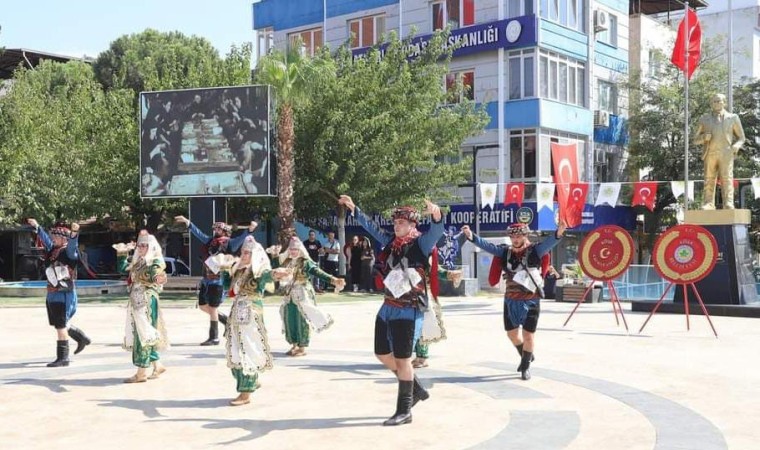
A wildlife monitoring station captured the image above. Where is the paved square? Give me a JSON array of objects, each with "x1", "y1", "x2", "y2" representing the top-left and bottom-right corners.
[{"x1": 1, "y1": 296, "x2": 758, "y2": 449}]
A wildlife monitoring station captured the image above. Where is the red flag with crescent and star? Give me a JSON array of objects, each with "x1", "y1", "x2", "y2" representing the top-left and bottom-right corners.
[
  {"x1": 566, "y1": 182, "x2": 588, "y2": 228},
  {"x1": 632, "y1": 181, "x2": 658, "y2": 211},
  {"x1": 551, "y1": 143, "x2": 580, "y2": 228},
  {"x1": 670, "y1": 8, "x2": 702, "y2": 80},
  {"x1": 504, "y1": 182, "x2": 525, "y2": 206}
]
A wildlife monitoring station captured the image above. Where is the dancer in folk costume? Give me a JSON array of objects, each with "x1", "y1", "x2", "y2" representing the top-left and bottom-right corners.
[
  {"x1": 27, "y1": 218, "x2": 91, "y2": 367},
  {"x1": 461, "y1": 221, "x2": 566, "y2": 380},
  {"x1": 413, "y1": 265, "x2": 463, "y2": 369},
  {"x1": 174, "y1": 215, "x2": 257, "y2": 346},
  {"x1": 114, "y1": 232, "x2": 169, "y2": 383},
  {"x1": 339, "y1": 195, "x2": 444, "y2": 426},
  {"x1": 276, "y1": 237, "x2": 345, "y2": 357},
  {"x1": 212, "y1": 236, "x2": 289, "y2": 406}
]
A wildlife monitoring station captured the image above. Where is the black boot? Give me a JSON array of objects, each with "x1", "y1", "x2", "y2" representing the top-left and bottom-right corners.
[
  {"x1": 68, "y1": 326, "x2": 91, "y2": 355},
  {"x1": 218, "y1": 313, "x2": 228, "y2": 334},
  {"x1": 383, "y1": 380, "x2": 414, "y2": 426},
  {"x1": 519, "y1": 351, "x2": 533, "y2": 380},
  {"x1": 200, "y1": 321, "x2": 219, "y2": 346},
  {"x1": 411, "y1": 375, "x2": 430, "y2": 408},
  {"x1": 515, "y1": 343, "x2": 535, "y2": 371},
  {"x1": 47, "y1": 340, "x2": 70, "y2": 367}
]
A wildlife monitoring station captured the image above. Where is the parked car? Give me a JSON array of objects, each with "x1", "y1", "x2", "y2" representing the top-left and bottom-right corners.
[{"x1": 164, "y1": 257, "x2": 190, "y2": 277}]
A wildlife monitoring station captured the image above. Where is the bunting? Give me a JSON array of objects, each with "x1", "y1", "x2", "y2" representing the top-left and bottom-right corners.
[
  {"x1": 595, "y1": 182, "x2": 621, "y2": 207},
  {"x1": 632, "y1": 181, "x2": 658, "y2": 211},
  {"x1": 480, "y1": 183, "x2": 497, "y2": 210},
  {"x1": 504, "y1": 182, "x2": 525, "y2": 206}
]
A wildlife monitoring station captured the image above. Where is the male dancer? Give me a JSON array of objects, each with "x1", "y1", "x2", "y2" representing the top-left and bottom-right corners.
[
  {"x1": 175, "y1": 216, "x2": 257, "y2": 345},
  {"x1": 339, "y1": 195, "x2": 443, "y2": 426},
  {"x1": 461, "y1": 222, "x2": 565, "y2": 380},
  {"x1": 27, "y1": 218, "x2": 91, "y2": 366}
]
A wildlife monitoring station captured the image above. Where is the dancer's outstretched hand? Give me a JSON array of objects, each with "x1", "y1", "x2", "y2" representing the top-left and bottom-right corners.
[
  {"x1": 423, "y1": 199, "x2": 442, "y2": 222},
  {"x1": 174, "y1": 215, "x2": 190, "y2": 227},
  {"x1": 460, "y1": 225, "x2": 473, "y2": 240},
  {"x1": 332, "y1": 277, "x2": 346, "y2": 292},
  {"x1": 338, "y1": 195, "x2": 356, "y2": 214}
]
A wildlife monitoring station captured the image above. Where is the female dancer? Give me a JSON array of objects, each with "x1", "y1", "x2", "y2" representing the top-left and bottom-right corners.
[
  {"x1": 214, "y1": 236, "x2": 288, "y2": 406},
  {"x1": 114, "y1": 232, "x2": 169, "y2": 383},
  {"x1": 277, "y1": 237, "x2": 345, "y2": 357}
]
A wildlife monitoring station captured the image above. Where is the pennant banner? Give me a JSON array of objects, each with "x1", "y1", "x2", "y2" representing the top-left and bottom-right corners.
[
  {"x1": 536, "y1": 182, "x2": 555, "y2": 211},
  {"x1": 566, "y1": 182, "x2": 589, "y2": 228},
  {"x1": 480, "y1": 183, "x2": 497, "y2": 210},
  {"x1": 504, "y1": 182, "x2": 525, "y2": 207},
  {"x1": 551, "y1": 143, "x2": 579, "y2": 227},
  {"x1": 595, "y1": 182, "x2": 621, "y2": 207},
  {"x1": 632, "y1": 181, "x2": 658, "y2": 211}
]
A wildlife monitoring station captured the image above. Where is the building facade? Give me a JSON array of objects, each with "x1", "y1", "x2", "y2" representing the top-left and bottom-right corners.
[{"x1": 253, "y1": 0, "x2": 630, "y2": 230}]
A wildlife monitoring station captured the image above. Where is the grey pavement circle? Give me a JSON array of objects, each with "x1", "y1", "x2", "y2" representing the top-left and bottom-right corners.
[{"x1": 1, "y1": 347, "x2": 727, "y2": 450}]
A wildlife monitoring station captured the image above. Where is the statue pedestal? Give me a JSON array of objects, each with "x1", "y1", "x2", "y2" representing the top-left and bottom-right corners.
[{"x1": 675, "y1": 209, "x2": 758, "y2": 305}]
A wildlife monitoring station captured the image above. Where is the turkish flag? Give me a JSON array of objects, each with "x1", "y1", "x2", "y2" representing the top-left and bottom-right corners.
[
  {"x1": 551, "y1": 143, "x2": 579, "y2": 227},
  {"x1": 504, "y1": 182, "x2": 525, "y2": 206},
  {"x1": 671, "y1": 8, "x2": 701, "y2": 80},
  {"x1": 632, "y1": 181, "x2": 658, "y2": 211},
  {"x1": 566, "y1": 183, "x2": 588, "y2": 228}
]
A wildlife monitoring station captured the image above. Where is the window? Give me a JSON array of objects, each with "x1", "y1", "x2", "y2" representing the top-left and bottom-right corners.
[
  {"x1": 508, "y1": 49, "x2": 535, "y2": 100},
  {"x1": 288, "y1": 28, "x2": 323, "y2": 57},
  {"x1": 538, "y1": 50, "x2": 585, "y2": 107},
  {"x1": 349, "y1": 15, "x2": 386, "y2": 48},
  {"x1": 648, "y1": 49, "x2": 663, "y2": 79},
  {"x1": 432, "y1": 0, "x2": 475, "y2": 31},
  {"x1": 540, "y1": 0, "x2": 586, "y2": 33},
  {"x1": 597, "y1": 79, "x2": 618, "y2": 114},
  {"x1": 445, "y1": 70, "x2": 475, "y2": 103},
  {"x1": 596, "y1": 13, "x2": 618, "y2": 47},
  {"x1": 257, "y1": 28, "x2": 274, "y2": 61},
  {"x1": 509, "y1": 129, "x2": 537, "y2": 180},
  {"x1": 508, "y1": 0, "x2": 534, "y2": 17}
]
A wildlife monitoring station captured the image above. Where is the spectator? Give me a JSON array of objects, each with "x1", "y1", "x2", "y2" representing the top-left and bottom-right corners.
[
  {"x1": 303, "y1": 230, "x2": 323, "y2": 292},
  {"x1": 360, "y1": 237, "x2": 375, "y2": 292}
]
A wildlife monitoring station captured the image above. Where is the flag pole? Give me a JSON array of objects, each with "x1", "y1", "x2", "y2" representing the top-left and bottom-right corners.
[
  {"x1": 684, "y1": 0, "x2": 690, "y2": 212},
  {"x1": 728, "y1": 0, "x2": 733, "y2": 112}
]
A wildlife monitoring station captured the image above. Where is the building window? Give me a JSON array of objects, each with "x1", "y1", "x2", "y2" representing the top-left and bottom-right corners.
[
  {"x1": 445, "y1": 70, "x2": 475, "y2": 103},
  {"x1": 349, "y1": 15, "x2": 386, "y2": 49},
  {"x1": 596, "y1": 13, "x2": 618, "y2": 47},
  {"x1": 539, "y1": 50, "x2": 585, "y2": 107},
  {"x1": 648, "y1": 49, "x2": 663, "y2": 79},
  {"x1": 288, "y1": 28, "x2": 323, "y2": 57},
  {"x1": 540, "y1": 0, "x2": 586, "y2": 33},
  {"x1": 597, "y1": 79, "x2": 618, "y2": 115},
  {"x1": 508, "y1": 49, "x2": 535, "y2": 100},
  {"x1": 508, "y1": 0, "x2": 534, "y2": 17},
  {"x1": 509, "y1": 129, "x2": 537, "y2": 180},
  {"x1": 257, "y1": 28, "x2": 274, "y2": 62},
  {"x1": 432, "y1": 0, "x2": 475, "y2": 31}
]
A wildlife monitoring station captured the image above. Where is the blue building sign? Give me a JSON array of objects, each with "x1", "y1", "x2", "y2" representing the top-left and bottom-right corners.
[{"x1": 352, "y1": 16, "x2": 537, "y2": 61}]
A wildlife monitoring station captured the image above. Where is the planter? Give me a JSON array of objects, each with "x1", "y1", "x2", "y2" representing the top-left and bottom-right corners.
[{"x1": 555, "y1": 284, "x2": 601, "y2": 303}]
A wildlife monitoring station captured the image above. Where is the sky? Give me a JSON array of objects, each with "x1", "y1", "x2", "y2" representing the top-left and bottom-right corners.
[{"x1": 1, "y1": 0, "x2": 259, "y2": 59}]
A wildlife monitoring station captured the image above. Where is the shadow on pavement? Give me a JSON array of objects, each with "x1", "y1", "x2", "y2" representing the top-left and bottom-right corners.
[
  {"x1": 156, "y1": 416, "x2": 389, "y2": 445},
  {"x1": 6, "y1": 377, "x2": 126, "y2": 393}
]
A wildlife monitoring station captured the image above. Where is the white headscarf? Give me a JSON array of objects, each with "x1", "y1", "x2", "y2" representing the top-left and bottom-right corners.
[
  {"x1": 129, "y1": 233, "x2": 164, "y2": 270},
  {"x1": 236, "y1": 236, "x2": 271, "y2": 278},
  {"x1": 278, "y1": 236, "x2": 311, "y2": 265}
]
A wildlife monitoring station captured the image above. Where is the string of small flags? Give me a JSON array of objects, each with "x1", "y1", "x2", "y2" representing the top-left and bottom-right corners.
[{"x1": 477, "y1": 178, "x2": 760, "y2": 211}]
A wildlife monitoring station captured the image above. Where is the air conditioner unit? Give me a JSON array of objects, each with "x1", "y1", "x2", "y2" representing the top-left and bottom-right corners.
[
  {"x1": 594, "y1": 110, "x2": 610, "y2": 128},
  {"x1": 594, "y1": 10, "x2": 610, "y2": 32},
  {"x1": 595, "y1": 150, "x2": 606, "y2": 164}
]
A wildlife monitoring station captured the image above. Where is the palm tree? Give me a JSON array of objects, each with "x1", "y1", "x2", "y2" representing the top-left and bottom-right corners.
[{"x1": 255, "y1": 47, "x2": 333, "y2": 246}]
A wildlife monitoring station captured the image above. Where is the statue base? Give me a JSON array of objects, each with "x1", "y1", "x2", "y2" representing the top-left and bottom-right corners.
[{"x1": 674, "y1": 209, "x2": 758, "y2": 305}]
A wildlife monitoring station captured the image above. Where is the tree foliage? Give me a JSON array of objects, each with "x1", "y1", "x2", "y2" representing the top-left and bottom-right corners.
[
  {"x1": 0, "y1": 60, "x2": 135, "y2": 224},
  {"x1": 294, "y1": 31, "x2": 488, "y2": 218},
  {"x1": 0, "y1": 30, "x2": 253, "y2": 229}
]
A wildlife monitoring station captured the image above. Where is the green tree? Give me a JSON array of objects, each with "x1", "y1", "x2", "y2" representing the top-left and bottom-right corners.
[
  {"x1": 0, "y1": 60, "x2": 134, "y2": 224},
  {"x1": 254, "y1": 47, "x2": 335, "y2": 246},
  {"x1": 294, "y1": 32, "x2": 488, "y2": 271}
]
